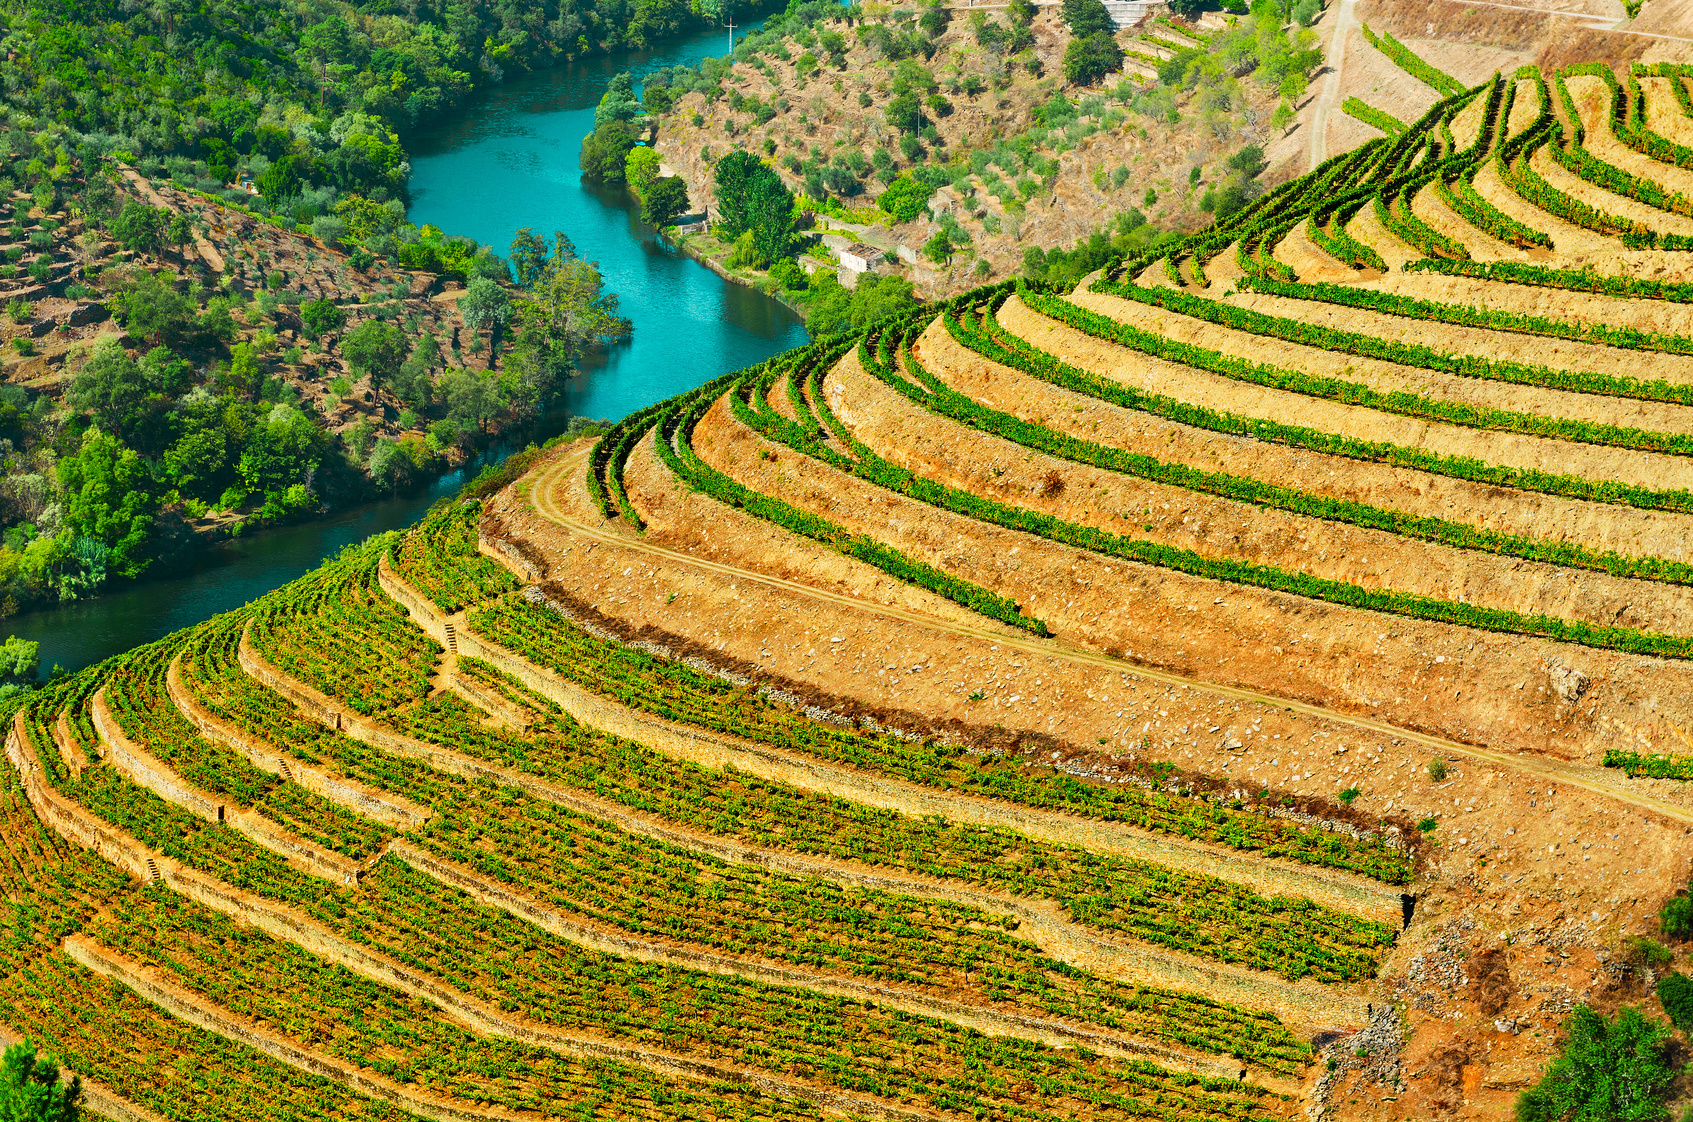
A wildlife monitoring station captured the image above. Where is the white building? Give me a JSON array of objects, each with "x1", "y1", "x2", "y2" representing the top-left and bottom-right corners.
[{"x1": 838, "y1": 242, "x2": 884, "y2": 273}]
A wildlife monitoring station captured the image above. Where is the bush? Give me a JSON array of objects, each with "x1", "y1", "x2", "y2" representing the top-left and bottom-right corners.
[
  {"x1": 1631, "y1": 937, "x2": 1675, "y2": 971},
  {"x1": 1657, "y1": 972, "x2": 1693, "y2": 1028},
  {"x1": 1517, "y1": 1006, "x2": 1677, "y2": 1122},
  {"x1": 1662, "y1": 891, "x2": 1693, "y2": 940},
  {"x1": 878, "y1": 176, "x2": 933, "y2": 223},
  {"x1": 1063, "y1": 32, "x2": 1124, "y2": 87},
  {"x1": 310, "y1": 215, "x2": 347, "y2": 246},
  {"x1": 768, "y1": 257, "x2": 807, "y2": 292},
  {"x1": 1427, "y1": 758, "x2": 1448, "y2": 782},
  {"x1": 300, "y1": 298, "x2": 345, "y2": 338},
  {"x1": 1416, "y1": 817, "x2": 1438, "y2": 833}
]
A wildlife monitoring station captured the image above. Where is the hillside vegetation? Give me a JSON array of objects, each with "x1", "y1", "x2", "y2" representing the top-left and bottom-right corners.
[
  {"x1": 0, "y1": 0, "x2": 672, "y2": 615},
  {"x1": 557, "y1": 56, "x2": 1693, "y2": 1120},
  {"x1": 18, "y1": 22, "x2": 1693, "y2": 1122},
  {"x1": 620, "y1": 0, "x2": 1324, "y2": 306}
]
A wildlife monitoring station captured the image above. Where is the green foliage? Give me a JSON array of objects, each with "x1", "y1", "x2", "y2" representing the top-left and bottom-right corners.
[
  {"x1": 0, "y1": 1040, "x2": 80, "y2": 1122},
  {"x1": 768, "y1": 257, "x2": 808, "y2": 292},
  {"x1": 299, "y1": 298, "x2": 346, "y2": 338},
  {"x1": 1631, "y1": 937, "x2": 1675, "y2": 970},
  {"x1": 1063, "y1": 32, "x2": 1124, "y2": 87},
  {"x1": 1657, "y1": 972, "x2": 1693, "y2": 1029},
  {"x1": 641, "y1": 176, "x2": 690, "y2": 226},
  {"x1": 341, "y1": 321, "x2": 409, "y2": 391},
  {"x1": 1426, "y1": 758, "x2": 1448, "y2": 782},
  {"x1": 878, "y1": 175, "x2": 936, "y2": 222},
  {"x1": 714, "y1": 151, "x2": 796, "y2": 265},
  {"x1": 1360, "y1": 23, "x2": 1465, "y2": 96},
  {"x1": 110, "y1": 202, "x2": 169, "y2": 255},
  {"x1": 624, "y1": 146, "x2": 661, "y2": 197},
  {"x1": 1061, "y1": 0, "x2": 1116, "y2": 37},
  {"x1": 458, "y1": 278, "x2": 512, "y2": 340},
  {"x1": 1663, "y1": 890, "x2": 1693, "y2": 940},
  {"x1": 804, "y1": 273, "x2": 922, "y2": 336},
  {"x1": 1516, "y1": 1007, "x2": 1677, "y2": 1122},
  {"x1": 580, "y1": 120, "x2": 640, "y2": 182},
  {"x1": 1342, "y1": 97, "x2": 1406, "y2": 134}
]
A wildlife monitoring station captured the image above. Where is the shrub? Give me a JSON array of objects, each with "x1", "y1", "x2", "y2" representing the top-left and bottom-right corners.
[
  {"x1": 1631, "y1": 937, "x2": 1675, "y2": 971},
  {"x1": 1661, "y1": 891, "x2": 1693, "y2": 940},
  {"x1": 1338, "y1": 787, "x2": 1362, "y2": 805},
  {"x1": 1657, "y1": 972, "x2": 1693, "y2": 1029},
  {"x1": 768, "y1": 257, "x2": 807, "y2": 292},
  {"x1": 300, "y1": 298, "x2": 345, "y2": 337},
  {"x1": 1416, "y1": 817, "x2": 1438, "y2": 833},
  {"x1": 1427, "y1": 758, "x2": 1448, "y2": 782},
  {"x1": 879, "y1": 175, "x2": 935, "y2": 222},
  {"x1": 1516, "y1": 1006, "x2": 1676, "y2": 1122}
]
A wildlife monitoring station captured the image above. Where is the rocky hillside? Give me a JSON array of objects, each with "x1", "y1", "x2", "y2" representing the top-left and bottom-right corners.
[{"x1": 649, "y1": 0, "x2": 1310, "y2": 298}]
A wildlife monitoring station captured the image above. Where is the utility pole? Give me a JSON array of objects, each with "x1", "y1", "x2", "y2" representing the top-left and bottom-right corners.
[{"x1": 724, "y1": 2, "x2": 736, "y2": 51}]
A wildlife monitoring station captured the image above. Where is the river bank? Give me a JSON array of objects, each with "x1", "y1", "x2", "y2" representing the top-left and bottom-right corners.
[{"x1": 9, "y1": 19, "x2": 807, "y2": 675}]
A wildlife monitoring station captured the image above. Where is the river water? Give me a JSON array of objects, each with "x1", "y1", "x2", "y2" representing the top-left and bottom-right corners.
[{"x1": 19, "y1": 22, "x2": 807, "y2": 674}]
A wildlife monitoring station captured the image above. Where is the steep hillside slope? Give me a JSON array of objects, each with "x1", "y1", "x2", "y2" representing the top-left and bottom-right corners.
[{"x1": 24, "y1": 52, "x2": 1693, "y2": 1122}]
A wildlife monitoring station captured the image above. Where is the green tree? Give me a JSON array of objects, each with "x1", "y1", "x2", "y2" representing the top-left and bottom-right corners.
[
  {"x1": 458, "y1": 278, "x2": 512, "y2": 346},
  {"x1": 714, "y1": 151, "x2": 795, "y2": 266},
  {"x1": 57, "y1": 427, "x2": 158, "y2": 580},
  {"x1": 437, "y1": 367, "x2": 508, "y2": 433},
  {"x1": 885, "y1": 92, "x2": 923, "y2": 134},
  {"x1": 768, "y1": 257, "x2": 807, "y2": 292},
  {"x1": 1662, "y1": 889, "x2": 1693, "y2": 939},
  {"x1": 878, "y1": 175, "x2": 935, "y2": 221},
  {"x1": 0, "y1": 1040, "x2": 80, "y2": 1122},
  {"x1": 67, "y1": 338, "x2": 145, "y2": 433},
  {"x1": 595, "y1": 72, "x2": 643, "y2": 127},
  {"x1": 164, "y1": 428, "x2": 230, "y2": 499},
  {"x1": 641, "y1": 176, "x2": 689, "y2": 226},
  {"x1": 580, "y1": 120, "x2": 639, "y2": 182},
  {"x1": 341, "y1": 320, "x2": 409, "y2": 392},
  {"x1": 236, "y1": 406, "x2": 322, "y2": 498},
  {"x1": 112, "y1": 273, "x2": 195, "y2": 346},
  {"x1": 625, "y1": 146, "x2": 661, "y2": 197},
  {"x1": 1517, "y1": 1006, "x2": 1676, "y2": 1122},
  {"x1": 300, "y1": 298, "x2": 347, "y2": 338},
  {"x1": 1061, "y1": 0, "x2": 1115, "y2": 36},
  {"x1": 1657, "y1": 972, "x2": 1693, "y2": 1031},
  {"x1": 110, "y1": 202, "x2": 167, "y2": 255},
  {"x1": 258, "y1": 154, "x2": 313, "y2": 203},
  {"x1": 508, "y1": 227, "x2": 551, "y2": 288},
  {"x1": 505, "y1": 258, "x2": 631, "y2": 390},
  {"x1": 0, "y1": 636, "x2": 40, "y2": 697},
  {"x1": 1064, "y1": 32, "x2": 1123, "y2": 86},
  {"x1": 393, "y1": 333, "x2": 441, "y2": 408}
]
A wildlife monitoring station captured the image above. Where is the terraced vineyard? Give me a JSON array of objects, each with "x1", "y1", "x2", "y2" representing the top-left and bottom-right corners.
[{"x1": 13, "y1": 56, "x2": 1693, "y2": 1122}]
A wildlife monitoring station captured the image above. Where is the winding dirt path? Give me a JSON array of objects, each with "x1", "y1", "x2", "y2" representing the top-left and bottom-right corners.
[{"x1": 1307, "y1": 0, "x2": 1358, "y2": 171}]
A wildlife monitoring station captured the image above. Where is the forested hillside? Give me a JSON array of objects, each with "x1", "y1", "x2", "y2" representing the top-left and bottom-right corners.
[{"x1": 0, "y1": 0, "x2": 668, "y2": 619}]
